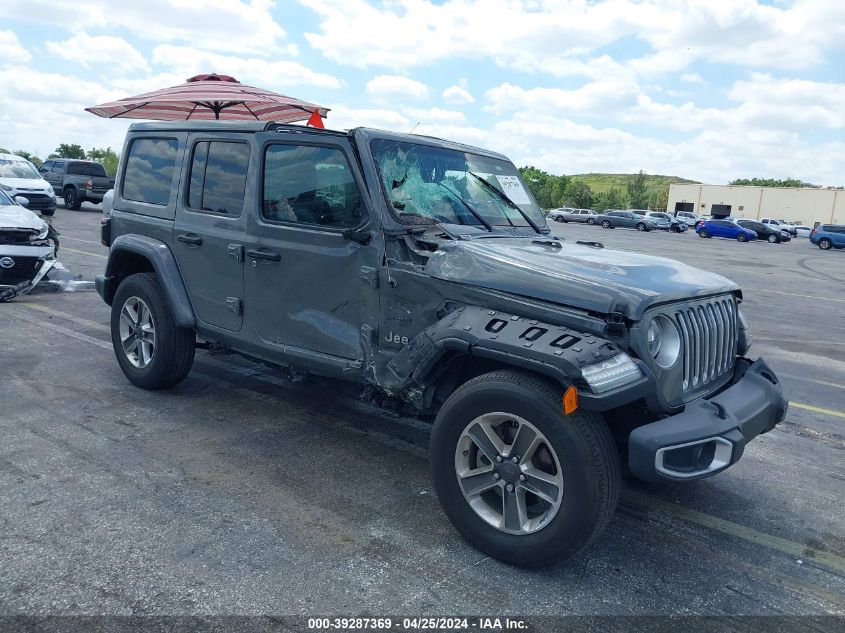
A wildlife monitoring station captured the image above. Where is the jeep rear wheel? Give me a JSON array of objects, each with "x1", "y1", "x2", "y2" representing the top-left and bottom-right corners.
[
  {"x1": 111, "y1": 273, "x2": 195, "y2": 390},
  {"x1": 430, "y1": 369, "x2": 620, "y2": 568}
]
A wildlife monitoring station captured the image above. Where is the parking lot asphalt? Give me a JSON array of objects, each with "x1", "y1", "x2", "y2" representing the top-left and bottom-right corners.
[{"x1": 2, "y1": 207, "x2": 844, "y2": 616}]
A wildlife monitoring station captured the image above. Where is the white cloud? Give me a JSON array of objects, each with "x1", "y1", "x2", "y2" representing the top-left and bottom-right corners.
[
  {"x1": 406, "y1": 107, "x2": 466, "y2": 124},
  {"x1": 443, "y1": 85, "x2": 475, "y2": 105},
  {"x1": 325, "y1": 106, "x2": 410, "y2": 131},
  {"x1": 0, "y1": 0, "x2": 288, "y2": 55},
  {"x1": 0, "y1": 30, "x2": 30, "y2": 65},
  {"x1": 150, "y1": 46, "x2": 342, "y2": 90},
  {"x1": 46, "y1": 33, "x2": 149, "y2": 73},
  {"x1": 681, "y1": 73, "x2": 705, "y2": 84},
  {"x1": 365, "y1": 75, "x2": 429, "y2": 102}
]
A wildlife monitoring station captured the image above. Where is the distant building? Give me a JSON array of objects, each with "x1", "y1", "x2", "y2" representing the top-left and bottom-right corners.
[{"x1": 668, "y1": 184, "x2": 844, "y2": 226}]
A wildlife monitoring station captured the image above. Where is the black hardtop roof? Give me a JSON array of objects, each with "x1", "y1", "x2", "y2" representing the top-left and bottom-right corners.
[{"x1": 126, "y1": 121, "x2": 510, "y2": 162}]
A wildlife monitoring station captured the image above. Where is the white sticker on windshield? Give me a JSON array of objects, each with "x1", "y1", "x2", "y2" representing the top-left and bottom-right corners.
[{"x1": 495, "y1": 175, "x2": 531, "y2": 205}]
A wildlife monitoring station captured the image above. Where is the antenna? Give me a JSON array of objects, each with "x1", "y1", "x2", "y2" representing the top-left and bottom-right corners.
[{"x1": 408, "y1": 122, "x2": 420, "y2": 134}]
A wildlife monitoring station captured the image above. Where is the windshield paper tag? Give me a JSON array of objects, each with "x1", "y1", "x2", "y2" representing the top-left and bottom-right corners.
[{"x1": 495, "y1": 175, "x2": 531, "y2": 205}]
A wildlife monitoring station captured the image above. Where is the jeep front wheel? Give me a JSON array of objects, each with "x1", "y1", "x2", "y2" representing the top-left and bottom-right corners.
[
  {"x1": 430, "y1": 369, "x2": 620, "y2": 568},
  {"x1": 111, "y1": 273, "x2": 195, "y2": 390}
]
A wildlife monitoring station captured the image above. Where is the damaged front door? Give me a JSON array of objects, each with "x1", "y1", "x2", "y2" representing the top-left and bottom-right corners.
[{"x1": 244, "y1": 136, "x2": 374, "y2": 361}]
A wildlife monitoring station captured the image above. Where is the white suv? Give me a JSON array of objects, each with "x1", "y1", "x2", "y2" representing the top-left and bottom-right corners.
[
  {"x1": 760, "y1": 218, "x2": 797, "y2": 237},
  {"x1": 0, "y1": 153, "x2": 57, "y2": 217}
]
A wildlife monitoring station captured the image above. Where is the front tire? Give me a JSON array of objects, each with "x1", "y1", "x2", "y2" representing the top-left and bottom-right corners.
[
  {"x1": 586, "y1": 218, "x2": 595, "y2": 225},
  {"x1": 430, "y1": 369, "x2": 620, "y2": 568},
  {"x1": 737, "y1": 233, "x2": 747, "y2": 242},
  {"x1": 819, "y1": 238, "x2": 832, "y2": 250},
  {"x1": 601, "y1": 220, "x2": 611, "y2": 229},
  {"x1": 767, "y1": 234, "x2": 778, "y2": 243},
  {"x1": 636, "y1": 223, "x2": 646, "y2": 231},
  {"x1": 111, "y1": 273, "x2": 195, "y2": 390}
]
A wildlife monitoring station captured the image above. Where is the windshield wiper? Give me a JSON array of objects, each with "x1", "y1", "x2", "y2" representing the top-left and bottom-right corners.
[
  {"x1": 468, "y1": 172, "x2": 543, "y2": 234},
  {"x1": 436, "y1": 182, "x2": 493, "y2": 232}
]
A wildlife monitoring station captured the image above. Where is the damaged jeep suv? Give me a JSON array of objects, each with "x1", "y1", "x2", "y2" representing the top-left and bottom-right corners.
[{"x1": 97, "y1": 122, "x2": 787, "y2": 567}]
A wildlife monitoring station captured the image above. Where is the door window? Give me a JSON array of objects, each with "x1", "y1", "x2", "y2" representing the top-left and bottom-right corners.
[
  {"x1": 122, "y1": 138, "x2": 179, "y2": 206},
  {"x1": 68, "y1": 162, "x2": 92, "y2": 176},
  {"x1": 187, "y1": 141, "x2": 250, "y2": 216},
  {"x1": 262, "y1": 144, "x2": 363, "y2": 229},
  {"x1": 52, "y1": 162, "x2": 65, "y2": 173}
]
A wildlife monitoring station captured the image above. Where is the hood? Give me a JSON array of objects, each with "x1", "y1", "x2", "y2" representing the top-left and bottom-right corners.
[
  {"x1": 425, "y1": 238, "x2": 739, "y2": 320},
  {"x1": 0, "y1": 177, "x2": 53, "y2": 192},
  {"x1": 0, "y1": 204, "x2": 47, "y2": 231}
]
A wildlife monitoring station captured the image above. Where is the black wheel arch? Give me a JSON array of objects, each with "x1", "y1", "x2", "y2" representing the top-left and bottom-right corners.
[{"x1": 98, "y1": 234, "x2": 195, "y2": 328}]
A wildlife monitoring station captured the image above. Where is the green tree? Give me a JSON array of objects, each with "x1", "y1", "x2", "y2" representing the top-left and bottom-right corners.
[
  {"x1": 51, "y1": 143, "x2": 87, "y2": 159},
  {"x1": 627, "y1": 169, "x2": 649, "y2": 209},
  {"x1": 13, "y1": 150, "x2": 42, "y2": 168},
  {"x1": 594, "y1": 187, "x2": 628, "y2": 212},
  {"x1": 651, "y1": 184, "x2": 669, "y2": 211},
  {"x1": 566, "y1": 181, "x2": 593, "y2": 208},
  {"x1": 519, "y1": 166, "x2": 554, "y2": 208},
  {"x1": 87, "y1": 147, "x2": 119, "y2": 176}
]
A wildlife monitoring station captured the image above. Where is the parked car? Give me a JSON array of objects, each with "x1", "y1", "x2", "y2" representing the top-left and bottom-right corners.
[
  {"x1": 735, "y1": 219, "x2": 790, "y2": 243},
  {"x1": 675, "y1": 210, "x2": 703, "y2": 225},
  {"x1": 696, "y1": 219, "x2": 758, "y2": 242},
  {"x1": 39, "y1": 158, "x2": 115, "y2": 210},
  {"x1": 0, "y1": 189, "x2": 58, "y2": 301},
  {"x1": 793, "y1": 225, "x2": 813, "y2": 238},
  {"x1": 760, "y1": 218, "x2": 797, "y2": 237},
  {"x1": 548, "y1": 208, "x2": 598, "y2": 224},
  {"x1": 645, "y1": 211, "x2": 687, "y2": 233},
  {"x1": 594, "y1": 209, "x2": 659, "y2": 231},
  {"x1": 546, "y1": 207, "x2": 575, "y2": 222},
  {"x1": 0, "y1": 153, "x2": 57, "y2": 217},
  {"x1": 809, "y1": 224, "x2": 845, "y2": 250},
  {"x1": 97, "y1": 121, "x2": 785, "y2": 568}
]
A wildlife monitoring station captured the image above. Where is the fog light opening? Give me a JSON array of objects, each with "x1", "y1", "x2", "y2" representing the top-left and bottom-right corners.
[{"x1": 655, "y1": 437, "x2": 733, "y2": 479}]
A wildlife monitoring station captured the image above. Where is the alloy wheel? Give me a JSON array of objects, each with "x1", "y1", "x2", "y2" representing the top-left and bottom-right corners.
[{"x1": 118, "y1": 296, "x2": 156, "y2": 368}]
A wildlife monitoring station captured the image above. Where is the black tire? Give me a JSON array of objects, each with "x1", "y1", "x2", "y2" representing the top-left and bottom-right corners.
[
  {"x1": 430, "y1": 369, "x2": 620, "y2": 568},
  {"x1": 737, "y1": 233, "x2": 747, "y2": 242},
  {"x1": 818, "y1": 238, "x2": 832, "y2": 250},
  {"x1": 63, "y1": 187, "x2": 81, "y2": 210},
  {"x1": 698, "y1": 229, "x2": 709, "y2": 238},
  {"x1": 767, "y1": 234, "x2": 778, "y2": 243},
  {"x1": 554, "y1": 216, "x2": 565, "y2": 223},
  {"x1": 110, "y1": 273, "x2": 195, "y2": 390},
  {"x1": 601, "y1": 220, "x2": 611, "y2": 229},
  {"x1": 586, "y1": 218, "x2": 595, "y2": 225},
  {"x1": 636, "y1": 222, "x2": 646, "y2": 232}
]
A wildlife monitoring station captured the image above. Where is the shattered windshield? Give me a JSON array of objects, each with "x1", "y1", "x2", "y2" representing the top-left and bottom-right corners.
[
  {"x1": 0, "y1": 159, "x2": 41, "y2": 179},
  {"x1": 371, "y1": 139, "x2": 545, "y2": 229}
]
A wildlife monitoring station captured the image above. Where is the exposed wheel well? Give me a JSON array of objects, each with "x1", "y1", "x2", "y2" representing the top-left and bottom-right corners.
[{"x1": 103, "y1": 251, "x2": 155, "y2": 304}]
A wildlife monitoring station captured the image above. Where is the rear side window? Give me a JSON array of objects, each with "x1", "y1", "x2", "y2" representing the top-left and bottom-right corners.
[
  {"x1": 187, "y1": 141, "x2": 250, "y2": 216},
  {"x1": 68, "y1": 162, "x2": 92, "y2": 176},
  {"x1": 262, "y1": 144, "x2": 363, "y2": 229},
  {"x1": 91, "y1": 163, "x2": 107, "y2": 177},
  {"x1": 122, "y1": 138, "x2": 179, "y2": 206}
]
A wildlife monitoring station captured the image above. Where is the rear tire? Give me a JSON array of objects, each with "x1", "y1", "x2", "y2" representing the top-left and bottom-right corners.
[
  {"x1": 63, "y1": 187, "x2": 81, "y2": 211},
  {"x1": 110, "y1": 273, "x2": 195, "y2": 390},
  {"x1": 430, "y1": 369, "x2": 620, "y2": 568},
  {"x1": 818, "y1": 238, "x2": 832, "y2": 250},
  {"x1": 698, "y1": 230, "x2": 709, "y2": 238}
]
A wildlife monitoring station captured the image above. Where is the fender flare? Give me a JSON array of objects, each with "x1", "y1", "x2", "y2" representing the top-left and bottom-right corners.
[
  {"x1": 99, "y1": 234, "x2": 195, "y2": 328},
  {"x1": 384, "y1": 306, "x2": 650, "y2": 410}
]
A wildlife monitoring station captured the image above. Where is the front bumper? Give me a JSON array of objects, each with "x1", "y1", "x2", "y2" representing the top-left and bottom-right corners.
[
  {"x1": 628, "y1": 357, "x2": 787, "y2": 482},
  {"x1": 0, "y1": 244, "x2": 56, "y2": 301}
]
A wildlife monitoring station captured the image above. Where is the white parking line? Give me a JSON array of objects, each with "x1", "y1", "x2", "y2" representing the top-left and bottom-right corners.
[{"x1": 755, "y1": 289, "x2": 845, "y2": 303}]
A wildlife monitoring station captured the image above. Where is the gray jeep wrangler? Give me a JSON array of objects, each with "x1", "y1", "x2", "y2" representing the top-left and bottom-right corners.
[{"x1": 97, "y1": 122, "x2": 787, "y2": 567}]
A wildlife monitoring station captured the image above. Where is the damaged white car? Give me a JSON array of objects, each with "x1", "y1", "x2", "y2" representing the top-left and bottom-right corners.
[{"x1": 0, "y1": 190, "x2": 58, "y2": 301}]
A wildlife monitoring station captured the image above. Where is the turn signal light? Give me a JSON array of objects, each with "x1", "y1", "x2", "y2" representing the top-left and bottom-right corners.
[{"x1": 563, "y1": 386, "x2": 578, "y2": 415}]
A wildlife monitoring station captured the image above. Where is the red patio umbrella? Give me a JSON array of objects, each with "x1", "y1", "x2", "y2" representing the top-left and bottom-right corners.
[{"x1": 86, "y1": 73, "x2": 328, "y2": 125}]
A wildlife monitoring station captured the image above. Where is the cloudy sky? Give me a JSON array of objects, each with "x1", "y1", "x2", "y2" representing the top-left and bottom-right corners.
[{"x1": 1, "y1": 0, "x2": 843, "y2": 185}]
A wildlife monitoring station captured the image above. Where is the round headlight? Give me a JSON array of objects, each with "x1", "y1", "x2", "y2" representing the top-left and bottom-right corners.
[{"x1": 649, "y1": 315, "x2": 681, "y2": 369}]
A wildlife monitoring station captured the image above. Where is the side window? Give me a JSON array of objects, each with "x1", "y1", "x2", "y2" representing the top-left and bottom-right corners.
[
  {"x1": 52, "y1": 161, "x2": 65, "y2": 173},
  {"x1": 40, "y1": 161, "x2": 52, "y2": 172},
  {"x1": 67, "y1": 162, "x2": 92, "y2": 176},
  {"x1": 91, "y1": 163, "x2": 107, "y2": 177},
  {"x1": 122, "y1": 138, "x2": 179, "y2": 206},
  {"x1": 187, "y1": 141, "x2": 249, "y2": 216},
  {"x1": 262, "y1": 144, "x2": 363, "y2": 229}
]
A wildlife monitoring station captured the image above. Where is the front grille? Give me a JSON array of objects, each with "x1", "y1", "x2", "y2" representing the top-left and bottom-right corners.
[
  {"x1": 673, "y1": 296, "x2": 737, "y2": 392},
  {"x1": 0, "y1": 256, "x2": 43, "y2": 286},
  {"x1": 16, "y1": 192, "x2": 55, "y2": 212},
  {"x1": 0, "y1": 230, "x2": 36, "y2": 245}
]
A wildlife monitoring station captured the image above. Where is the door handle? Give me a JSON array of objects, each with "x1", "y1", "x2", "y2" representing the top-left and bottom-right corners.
[
  {"x1": 246, "y1": 248, "x2": 281, "y2": 262},
  {"x1": 177, "y1": 234, "x2": 203, "y2": 246}
]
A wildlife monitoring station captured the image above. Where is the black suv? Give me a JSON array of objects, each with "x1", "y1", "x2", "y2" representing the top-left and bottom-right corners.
[{"x1": 97, "y1": 122, "x2": 787, "y2": 567}]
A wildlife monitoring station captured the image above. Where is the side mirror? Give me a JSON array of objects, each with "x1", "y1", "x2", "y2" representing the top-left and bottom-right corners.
[{"x1": 14, "y1": 195, "x2": 30, "y2": 207}]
